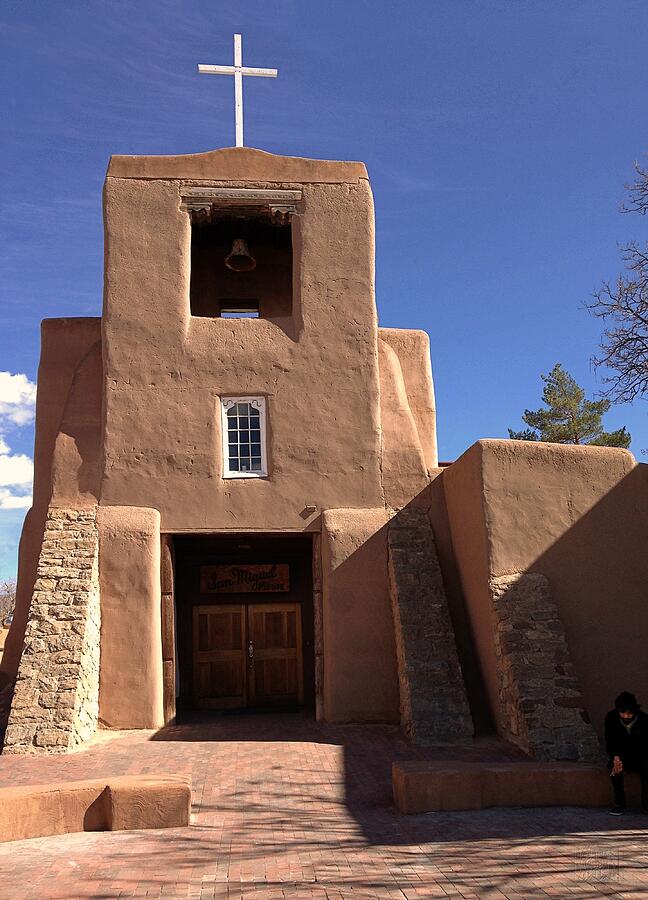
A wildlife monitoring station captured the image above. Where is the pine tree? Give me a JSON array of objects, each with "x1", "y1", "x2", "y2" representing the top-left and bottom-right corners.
[{"x1": 508, "y1": 363, "x2": 631, "y2": 448}]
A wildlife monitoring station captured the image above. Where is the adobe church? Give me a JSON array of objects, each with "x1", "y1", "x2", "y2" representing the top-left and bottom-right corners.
[{"x1": 2, "y1": 145, "x2": 648, "y2": 759}]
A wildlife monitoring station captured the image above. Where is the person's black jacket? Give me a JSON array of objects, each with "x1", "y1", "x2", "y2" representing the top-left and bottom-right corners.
[{"x1": 605, "y1": 709, "x2": 648, "y2": 762}]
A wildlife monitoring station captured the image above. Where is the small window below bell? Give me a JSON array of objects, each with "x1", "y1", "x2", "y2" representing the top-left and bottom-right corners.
[
  {"x1": 190, "y1": 212, "x2": 292, "y2": 319},
  {"x1": 220, "y1": 300, "x2": 260, "y2": 319}
]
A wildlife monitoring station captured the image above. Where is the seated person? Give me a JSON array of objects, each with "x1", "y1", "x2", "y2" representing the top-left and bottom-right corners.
[{"x1": 605, "y1": 691, "x2": 648, "y2": 815}]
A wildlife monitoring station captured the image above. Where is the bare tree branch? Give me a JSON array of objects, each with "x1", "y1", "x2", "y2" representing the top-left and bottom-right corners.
[
  {"x1": 588, "y1": 159, "x2": 648, "y2": 403},
  {"x1": 622, "y1": 158, "x2": 648, "y2": 215}
]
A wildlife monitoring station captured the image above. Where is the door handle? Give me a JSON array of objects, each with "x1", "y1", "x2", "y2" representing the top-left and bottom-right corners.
[{"x1": 248, "y1": 640, "x2": 255, "y2": 666}]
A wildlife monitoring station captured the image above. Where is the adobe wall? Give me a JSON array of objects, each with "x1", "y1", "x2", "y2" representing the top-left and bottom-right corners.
[
  {"x1": 5, "y1": 149, "x2": 439, "y2": 742},
  {"x1": 435, "y1": 447, "x2": 498, "y2": 730},
  {"x1": 423, "y1": 473, "x2": 495, "y2": 734},
  {"x1": 378, "y1": 328, "x2": 438, "y2": 472},
  {"x1": 50, "y1": 340, "x2": 102, "y2": 508},
  {"x1": 1, "y1": 319, "x2": 102, "y2": 681},
  {"x1": 107, "y1": 147, "x2": 367, "y2": 182},
  {"x1": 101, "y1": 148, "x2": 387, "y2": 533},
  {"x1": 377, "y1": 336, "x2": 430, "y2": 509},
  {"x1": 442, "y1": 440, "x2": 648, "y2": 742},
  {"x1": 321, "y1": 509, "x2": 399, "y2": 722},
  {"x1": 97, "y1": 506, "x2": 164, "y2": 729}
]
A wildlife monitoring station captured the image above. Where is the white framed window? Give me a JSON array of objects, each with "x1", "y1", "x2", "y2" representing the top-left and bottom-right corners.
[{"x1": 221, "y1": 397, "x2": 268, "y2": 478}]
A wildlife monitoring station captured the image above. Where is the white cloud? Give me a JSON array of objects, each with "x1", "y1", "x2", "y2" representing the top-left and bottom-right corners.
[
  {"x1": 0, "y1": 451, "x2": 33, "y2": 487},
  {"x1": 0, "y1": 488, "x2": 32, "y2": 510},
  {"x1": 0, "y1": 372, "x2": 37, "y2": 426},
  {"x1": 0, "y1": 372, "x2": 36, "y2": 511}
]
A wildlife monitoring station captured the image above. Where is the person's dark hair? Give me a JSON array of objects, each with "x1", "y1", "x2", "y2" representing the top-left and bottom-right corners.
[{"x1": 615, "y1": 691, "x2": 640, "y2": 713}]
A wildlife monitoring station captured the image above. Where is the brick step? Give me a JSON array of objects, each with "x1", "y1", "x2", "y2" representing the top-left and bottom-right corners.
[{"x1": 393, "y1": 760, "x2": 643, "y2": 813}]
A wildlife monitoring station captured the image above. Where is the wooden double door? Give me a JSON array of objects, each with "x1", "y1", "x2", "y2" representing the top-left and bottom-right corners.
[{"x1": 192, "y1": 602, "x2": 303, "y2": 709}]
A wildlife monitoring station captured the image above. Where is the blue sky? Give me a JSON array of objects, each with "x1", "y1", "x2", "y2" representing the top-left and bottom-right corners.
[{"x1": 1, "y1": 0, "x2": 647, "y2": 579}]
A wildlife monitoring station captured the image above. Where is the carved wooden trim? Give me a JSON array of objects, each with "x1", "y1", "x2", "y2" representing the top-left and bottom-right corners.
[{"x1": 181, "y1": 186, "x2": 301, "y2": 223}]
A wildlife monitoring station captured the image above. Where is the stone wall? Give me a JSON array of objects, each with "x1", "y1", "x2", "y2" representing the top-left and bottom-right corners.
[
  {"x1": 490, "y1": 573, "x2": 600, "y2": 761},
  {"x1": 3, "y1": 508, "x2": 100, "y2": 754},
  {"x1": 388, "y1": 507, "x2": 473, "y2": 742}
]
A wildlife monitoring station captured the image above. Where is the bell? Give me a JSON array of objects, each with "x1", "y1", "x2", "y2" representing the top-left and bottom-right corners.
[{"x1": 224, "y1": 238, "x2": 256, "y2": 272}]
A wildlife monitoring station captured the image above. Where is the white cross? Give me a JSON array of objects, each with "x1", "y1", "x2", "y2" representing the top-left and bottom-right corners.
[{"x1": 198, "y1": 34, "x2": 278, "y2": 148}]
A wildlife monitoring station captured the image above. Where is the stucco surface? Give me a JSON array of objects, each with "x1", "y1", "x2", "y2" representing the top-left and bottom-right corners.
[
  {"x1": 392, "y1": 760, "x2": 643, "y2": 814},
  {"x1": 378, "y1": 328, "x2": 437, "y2": 471},
  {"x1": 1, "y1": 510, "x2": 41, "y2": 679},
  {"x1": 32, "y1": 319, "x2": 102, "y2": 511},
  {"x1": 106, "y1": 146, "x2": 367, "y2": 182},
  {"x1": 0, "y1": 775, "x2": 190, "y2": 842},
  {"x1": 423, "y1": 475, "x2": 495, "y2": 734},
  {"x1": 480, "y1": 440, "x2": 648, "y2": 736},
  {"x1": 442, "y1": 444, "x2": 502, "y2": 731},
  {"x1": 51, "y1": 341, "x2": 102, "y2": 508},
  {"x1": 377, "y1": 339, "x2": 429, "y2": 509},
  {"x1": 1, "y1": 319, "x2": 101, "y2": 680},
  {"x1": 443, "y1": 439, "x2": 648, "y2": 741},
  {"x1": 97, "y1": 506, "x2": 163, "y2": 730},
  {"x1": 7, "y1": 148, "x2": 443, "y2": 741},
  {"x1": 321, "y1": 509, "x2": 399, "y2": 723},
  {"x1": 101, "y1": 164, "x2": 387, "y2": 531}
]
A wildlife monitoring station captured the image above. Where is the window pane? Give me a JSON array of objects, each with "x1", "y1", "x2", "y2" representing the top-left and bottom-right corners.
[{"x1": 224, "y1": 399, "x2": 265, "y2": 476}]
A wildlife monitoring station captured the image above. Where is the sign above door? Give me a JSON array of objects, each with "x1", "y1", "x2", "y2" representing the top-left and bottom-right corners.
[{"x1": 200, "y1": 564, "x2": 290, "y2": 594}]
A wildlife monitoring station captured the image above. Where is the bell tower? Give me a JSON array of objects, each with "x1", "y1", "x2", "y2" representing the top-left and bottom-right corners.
[
  {"x1": 101, "y1": 147, "x2": 387, "y2": 529},
  {"x1": 187, "y1": 185, "x2": 297, "y2": 320}
]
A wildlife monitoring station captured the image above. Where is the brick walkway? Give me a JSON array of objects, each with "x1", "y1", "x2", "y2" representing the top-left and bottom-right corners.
[{"x1": 0, "y1": 713, "x2": 646, "y2": 898}]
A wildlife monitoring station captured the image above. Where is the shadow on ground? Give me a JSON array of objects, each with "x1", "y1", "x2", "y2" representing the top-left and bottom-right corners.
[
  {"x1": 149, "y1": 710, "x2": 647, "y2": 846},
  {"x1": 0, "y1": 712, "x2": 646, "y2": 897}
]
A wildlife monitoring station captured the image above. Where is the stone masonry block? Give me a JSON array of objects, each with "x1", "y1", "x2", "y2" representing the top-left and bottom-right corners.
[
  {"x1": 388, "y1": 507, "x2": 473, "y2": 743},
  {"x1": 489, "y1": 573, "x2": 600, "y2": 762},
  {"x1": 3, "y1": 507, "x2": 101, "y2": 756}
]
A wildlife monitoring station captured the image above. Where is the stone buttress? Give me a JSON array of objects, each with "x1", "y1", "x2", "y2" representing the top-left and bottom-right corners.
[{"x1": 3, "y1": 509, "x2": 100, "y2": 754}]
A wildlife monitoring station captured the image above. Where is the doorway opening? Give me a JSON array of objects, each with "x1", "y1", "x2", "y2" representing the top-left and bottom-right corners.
[{"x1": 173, "y1": 533, "x2": 314, "y2": 718}]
